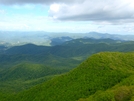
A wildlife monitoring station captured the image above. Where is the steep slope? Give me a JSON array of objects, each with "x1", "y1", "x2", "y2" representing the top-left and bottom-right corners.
[
  {"x1": 78, "y1": 76, "x2": 134, "y2": 101},
  {"x1": 7, "y1": 52, "x2": 134, "y2": 101}
]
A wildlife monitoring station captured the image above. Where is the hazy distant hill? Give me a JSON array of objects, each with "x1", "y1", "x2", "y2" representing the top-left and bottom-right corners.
[
  {"x1": 50, "y1": 36, "x2": 73, "y2": 46},
  {"x1": 4, "y1": 52, "x2": 134, "y2": 101},
  {"x1": 86, "y1": 32, "x2": 134, "y2": 40},
  {"x1": 0, "y1": 38, "x2": 130, "y2": 56},
  {"x1": 1, "y1": 31, "x2": 134, "y2": 46},
  {"x1": 1, "y1": 38, "x2": 134, "y2": 69}
]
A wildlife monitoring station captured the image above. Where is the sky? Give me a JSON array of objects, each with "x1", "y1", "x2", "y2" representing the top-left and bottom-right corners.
[{"x1": 0, "y1": 0, "x2": 134, "y2": 34}]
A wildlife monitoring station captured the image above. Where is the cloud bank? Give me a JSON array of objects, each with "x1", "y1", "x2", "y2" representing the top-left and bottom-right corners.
[
  {"x1": 1, "y1": 0, "x2": 134, "y2": 24},
  {"x1": 49, "y1": 0, "x2": 134, "y2": 24}
]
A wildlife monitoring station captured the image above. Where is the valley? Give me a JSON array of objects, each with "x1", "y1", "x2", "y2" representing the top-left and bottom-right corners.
[{"x1": 1, "y1": 38, "x2": 134, "y2": 100}]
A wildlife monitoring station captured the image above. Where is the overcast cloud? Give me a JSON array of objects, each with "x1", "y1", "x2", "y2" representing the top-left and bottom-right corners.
[{"x1": 0, "y1": 0, "x2": 83, "y2": 5}]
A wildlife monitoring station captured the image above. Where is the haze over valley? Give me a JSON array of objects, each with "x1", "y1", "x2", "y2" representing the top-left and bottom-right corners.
[{"x1": 1, "y1": 31, "x2": 134, "y2": 47}]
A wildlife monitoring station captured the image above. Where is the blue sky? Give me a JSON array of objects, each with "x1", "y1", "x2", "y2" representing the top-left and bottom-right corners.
[{"x1": 0, "y1": 0, "x2": 134, "y2": 34}]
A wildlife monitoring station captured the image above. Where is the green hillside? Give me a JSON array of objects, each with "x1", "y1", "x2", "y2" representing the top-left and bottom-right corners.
[
  {"x1": 1, "y1": 63, "x2": 68, "y2": 80},
  {"x1": 4, "y1": 52, "x2": 134, "y2": 101},
  {"x1": 1, "y1": 38, "x2": 134, "y2": 100},
  {"x1": 0, "y1": 63, "x2": 69, "y2": 93}
]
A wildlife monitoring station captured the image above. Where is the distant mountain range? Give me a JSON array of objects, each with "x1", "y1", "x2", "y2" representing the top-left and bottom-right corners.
[
  {"x1": 1, "y1": 37, "x2": 134, "y2": 100},
  {"x1": 0, "y1": 38, "x2": 134, "y2": 70},
  {"x1": 1, "y1": 31, "x2": 134, "y2": 46}
]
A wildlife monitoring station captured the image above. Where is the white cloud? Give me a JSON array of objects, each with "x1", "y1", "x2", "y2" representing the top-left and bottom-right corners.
[
  {"x1": 2, "y1": 0, "x2": 134, "y2": 24},
  {"x1": 1, "y1": 0, "x2": 134, "y2": 34},
  {"x1": 49, "y1": 0, "x2": 134, "y2": 24},
  {"x1": 50, "y1": 4, "x2": 60, "y2": 13}
]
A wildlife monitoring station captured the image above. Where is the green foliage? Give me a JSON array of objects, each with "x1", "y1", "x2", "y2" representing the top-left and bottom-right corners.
[
  {"x1": 114, "y1": 86, "x2": 132, "y2": 101},
  {"x1": 4, "y1": 52, "x2": 134, "y2": 101},
  {"x1": 80, "y1": 86, "x2": 133, "y2": 101},
  {"x1": 1, "y1": 63, "x2": 68, "y2": 80},
  {"x1": 0, "y1": 62, "x2": 69, "y2": 93},
  {"x1": 1, "y1": 38, "x2": 134, "y2": 101}
]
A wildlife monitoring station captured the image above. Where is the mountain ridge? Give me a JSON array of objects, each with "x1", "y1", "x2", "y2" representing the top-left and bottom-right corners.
[
  {"x1": 1, "y1": 38, "x2": 134, "y2": 69},
  {"x1": 5, "y1": 52, "x2": 134, "y2": 101},
  {"x1": 1, "y1": 31, "x2": 134, "y2": 46}
]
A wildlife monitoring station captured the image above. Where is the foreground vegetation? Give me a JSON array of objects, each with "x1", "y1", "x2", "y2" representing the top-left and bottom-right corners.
[{"x1": 1, "y1": 52, "x2": 134, "y2": 101}]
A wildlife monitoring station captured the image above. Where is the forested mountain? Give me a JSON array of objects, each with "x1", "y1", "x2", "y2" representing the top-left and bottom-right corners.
[
  {"x1": 3, "y1": 38, "x2": 134, "y2": 57},
  {"x1": 50, "y1": 36, "x2": 73, "y2": 46},
  {"x1": 0, "y1": 62, "x2": 69, "y2": 93},
  {"x1": 2, "y1": 52, "x2": 134, "y2": 101},
  {"x1": 0, "y1": 45, "x2": 7, "y2": 54},
  {"x1": 1, "y1": 38, "x2": 134, "y2": 69},
  {"x1": 1, "y1": 38, "x2": 134, "y2": 100}
]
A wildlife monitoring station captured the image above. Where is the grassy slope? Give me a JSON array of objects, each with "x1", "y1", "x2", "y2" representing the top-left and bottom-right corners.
[{"x1": 5, "y1": 52, "x2": 134, "y2": 101}]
